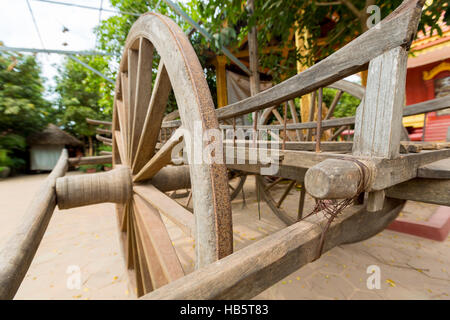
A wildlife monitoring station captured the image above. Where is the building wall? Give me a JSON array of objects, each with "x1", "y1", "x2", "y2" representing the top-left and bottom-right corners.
[
  {"x1": 405, "y1": 58, "x2": 450, "y2": 141},
  {"x1": 30, "y1": 145, "x2": 64, "y2": 171}
]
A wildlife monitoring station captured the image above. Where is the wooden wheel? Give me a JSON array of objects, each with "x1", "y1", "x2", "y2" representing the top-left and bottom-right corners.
[
  {"x1": 257, "y1": 80, "x2": 365, "y2": 225},
  {"x1": 111, "y1": 13, "x2": 232, "y2": 296}
]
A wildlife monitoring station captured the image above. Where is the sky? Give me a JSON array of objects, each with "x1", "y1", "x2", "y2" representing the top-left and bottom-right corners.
[
  {"x1": 0, "y1": 0, "x2": 360, "y2": 101},
  {"x1": 0, "y1": 0, "x2": 120, "y2": 98}
]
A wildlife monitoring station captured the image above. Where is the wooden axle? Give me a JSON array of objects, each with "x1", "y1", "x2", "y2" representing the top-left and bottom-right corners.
[
  {"x1": 56, "y1": 166, "x2": 132, "y2": 209},
  {"x1": 304, "y1": 159, "x2": 372, "y2": 199}
]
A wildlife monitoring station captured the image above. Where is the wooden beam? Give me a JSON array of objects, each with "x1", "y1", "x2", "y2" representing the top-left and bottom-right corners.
[
  {"x1": 0, "y1": 150, "x2": 68, "y2": 300},
  {"x1": 141, "y1": 199, "x2": 404, "y2": 300},
  {"x1": 386, "y1": 178, "x2": 450, "y2": 206},
  {"x1": 417, "y1": 158, "x2": 450, "y2": 179},
  {"x1": 68, "y1": 155, "x2": 112, "y2": 166}
]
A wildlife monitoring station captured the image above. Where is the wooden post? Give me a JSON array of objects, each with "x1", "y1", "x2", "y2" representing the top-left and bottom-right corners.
[
  {"x1": 353, "y1": 46, "x2": 409, "y2": 211},
  {"x1": 215, "y1": 55, "x2": 228, "y2": 108},
  {"x1": 56, "y1": 165, "x2": 132, "y2": 209},
  {"x1": 246, "y1": 0, "x2": 260, "y2": 132},
  {"x1": 0, "y1": 150, "x2": 68, "y2": 299}
]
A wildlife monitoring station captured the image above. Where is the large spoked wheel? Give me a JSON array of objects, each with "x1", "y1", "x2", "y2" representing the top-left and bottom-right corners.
[
  {"x1": 256, "y1": 80, "x2": 365, "y2": 225},
  {"x1": 111, "y1": 13, "x2": 232, "y2": 297}
]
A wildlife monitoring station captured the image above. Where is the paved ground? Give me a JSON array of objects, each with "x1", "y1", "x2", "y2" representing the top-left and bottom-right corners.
[{"x1": 0, "y1": 172, "x2": 449, "y2": 300}]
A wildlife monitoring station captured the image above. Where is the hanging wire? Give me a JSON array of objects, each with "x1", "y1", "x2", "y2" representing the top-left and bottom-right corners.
[
  {"x1": 33, "y1": 0, "x2": 142, "y2": 17},
  {"x1": 26, "y1": 0, "x2": 46, "y2": 49}
]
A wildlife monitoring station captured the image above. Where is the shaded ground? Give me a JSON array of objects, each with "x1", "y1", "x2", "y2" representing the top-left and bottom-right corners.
[{"x1": 0, "y1": 173, "x2": 449, "y2": 300}]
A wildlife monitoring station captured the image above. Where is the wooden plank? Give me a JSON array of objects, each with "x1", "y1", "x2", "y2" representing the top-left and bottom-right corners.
[
  {"x1": 68, "y1": 155, "x2": 112, "y2": 166},
  {"x1": 403, "y1": 95, "x2": 450, "y2": 116},
  {"x1": 96, "y1": 134, "x2": 112, "y2": 144},
  {"x1": 417, "y1": 158, "x2": 450, "y2": 179},
  {"x1": 96, "y1": 128, "x2": 111, "y2": 135},
  {"x1": 132, "y1": 62, "x2": 172, "y2": 174},
  {"x1": 352, "y1": 46, "x2": 408, "y2": 211},
  {"x1": 0, "y1": 149, "x2": 68, "y2": 299},
  {"x1": 134, "y1": 184, "x2": 195, "y2": 238},
  {"x1": 133, "y1": 195, "x2": 185, "y2": 282},
  {"x1": 163, "y1": 95, "x2": 450, "y2": 132},
  {"x1": 133, "y1": 131, "x2": 183, "y2": 182},
  {"x1": 130, "y1": 38, "x2": 154, "y2": 162},
  {"x1": 86, "y1": 118, "x2": 112, "y2": 126},
  {"x1": 386, "y1": 178, "x2": 450, "y2": 206},
  {"x1": 227, "y1": 146, "x2": 450, "y2": 191},
  {"x1": 141, "y1": 199, "x2": 404, "y2": 300},
  {"x1": 215, "y1": 0, "x2": 424, "y2": 121},
  {"x1": 132, "y1": 199, "x2": 168, "y2": 290},
  {"x1": 353, "y1": 47, "x2": 408, "y2": 159}
]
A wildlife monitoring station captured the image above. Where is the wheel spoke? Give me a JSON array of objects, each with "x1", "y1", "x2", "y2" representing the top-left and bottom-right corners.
[
  {"x1": 276, "y1": 180, "x2": 296, "y2": 208},
  {"x1": 306, "y1": 91, "x2": 317, "y2": 141},
  {"x1": 130, "y1": 38, "x2": 154, "y2": 162},
  {"x1": 264, "y1": 177, "x2": 283, "y2": 191},
  {"x1": 256, "y1": 175, "x2": 294, "y2": 225},
  {"x1": 271, "y1": 108, "x2": 284, "y2": 124},
  {"x1": 133, "y1": 194, "x2": 185, "y2": 283},
  {"x1": 134, "y1": 185, "x2": 194, "y2": 238},
  {"x1": 128, "y1": 207, "x2": 145, "y2": 296},
  {"x1": 133, "y1": 129, "x2": 183, "y2": 182},
  {"x1": 132, "y1": 62, "x2": 172, "y2": 174},
  {"x1": 114, "y1": 131, "x2": 127, "y2": 166},
  {"x1": 325, "y1": 90, "x2": 343, "y2": 120},
  {"x1": 125, "y1": 205, "x2": 134, "y2": 269},
  {"x1": 115, "y1": 99, "x2": 128, "y2": 151},
  {"x1": 297, "y1": 186, "x2": 306, "y2": 221},
  {"x1": 133, "y1": 222, "x2": 154, "y2": 294},
  {"x1": 288, "y1": 100, "x2": 303, "y2": 141},
  {"x1": 120, "y1": 72, "x2": 130, "y2": 160},
  {"x1": 127, "y1": 48, "x2": 139, "y2": 160}
]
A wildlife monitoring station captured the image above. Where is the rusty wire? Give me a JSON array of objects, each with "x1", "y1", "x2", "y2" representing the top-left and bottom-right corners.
[{"x1": 301, "y1": 158, "x2": 371, "y2": 260}]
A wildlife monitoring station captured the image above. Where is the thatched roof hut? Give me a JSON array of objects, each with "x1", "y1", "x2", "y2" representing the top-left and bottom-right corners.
[
  {"x1": 28, "y1": 124, "x2": 83, "y2": 146},
  {"x1": 28, "y1": 124, "x2": 83, "y2": 171}
]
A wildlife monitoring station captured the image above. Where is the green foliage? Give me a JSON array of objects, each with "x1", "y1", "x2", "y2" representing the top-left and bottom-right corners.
[
  {"x1": 54, "y1": 55, "x2": 114, "y2": 141},
  {"x1": 0, "y1": 51, "x2": 51, "y2": 172},
  {"x1": 94, "y1": 0, "x2": 219, "y2": 110},
  {"x1": 198, "y1": 0, "x2": 449, "y2": 83},
  {"x1": 0, "y1": 134, "x2": 27, "y2": 169},
  {"x1": 0, "y1": 51, "x2": 51, "y2": 136},
  {"x1": 323, "y1": 88, "x2": 360, "y2": 118}
]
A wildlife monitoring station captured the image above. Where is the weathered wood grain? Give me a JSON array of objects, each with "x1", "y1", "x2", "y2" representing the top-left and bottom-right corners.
[
  {"x1": 141, "y1": 199, "x2": 404, "y2": 300},
  {"x1": 134, "y1": 184, "x2": 195, "y2": 237},
  {"x1": 386, "y1": 178, "x2": 450, "y2": 206},
  {"x1": 417, "y1": 158, "x2": 450, "y2": 179},
  {"x1": 0, "y1": 149, "x2": 68, "y2": 300}
]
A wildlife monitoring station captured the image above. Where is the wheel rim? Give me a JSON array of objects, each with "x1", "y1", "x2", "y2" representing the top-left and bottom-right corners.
[{"x1": 111, "y1": 13, "x2": 232, "y2": 296}]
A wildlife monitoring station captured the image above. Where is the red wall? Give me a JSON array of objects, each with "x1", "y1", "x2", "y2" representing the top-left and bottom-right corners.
[{"x1": 405, "y1": 59, "x2": 450, "y2": 141}]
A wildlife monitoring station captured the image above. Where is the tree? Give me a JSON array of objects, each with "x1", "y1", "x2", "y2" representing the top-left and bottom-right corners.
[
  {"x1": 94, "y1": 0, "x2": 218, "y2": 108},
  {"x1": 54, "y1": 55, "x2": 114, "y2": 155},
  {"x1": 198, "y1": 0, "x2": 449, "y2": 82},
  {"x1": 0, "y1": 50, "x2": 51, "y2": 171}
]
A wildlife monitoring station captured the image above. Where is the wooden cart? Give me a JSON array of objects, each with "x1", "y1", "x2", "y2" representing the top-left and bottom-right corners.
[{"x1": 1, "y1": 0, "x2": 449, "y2": 300}]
